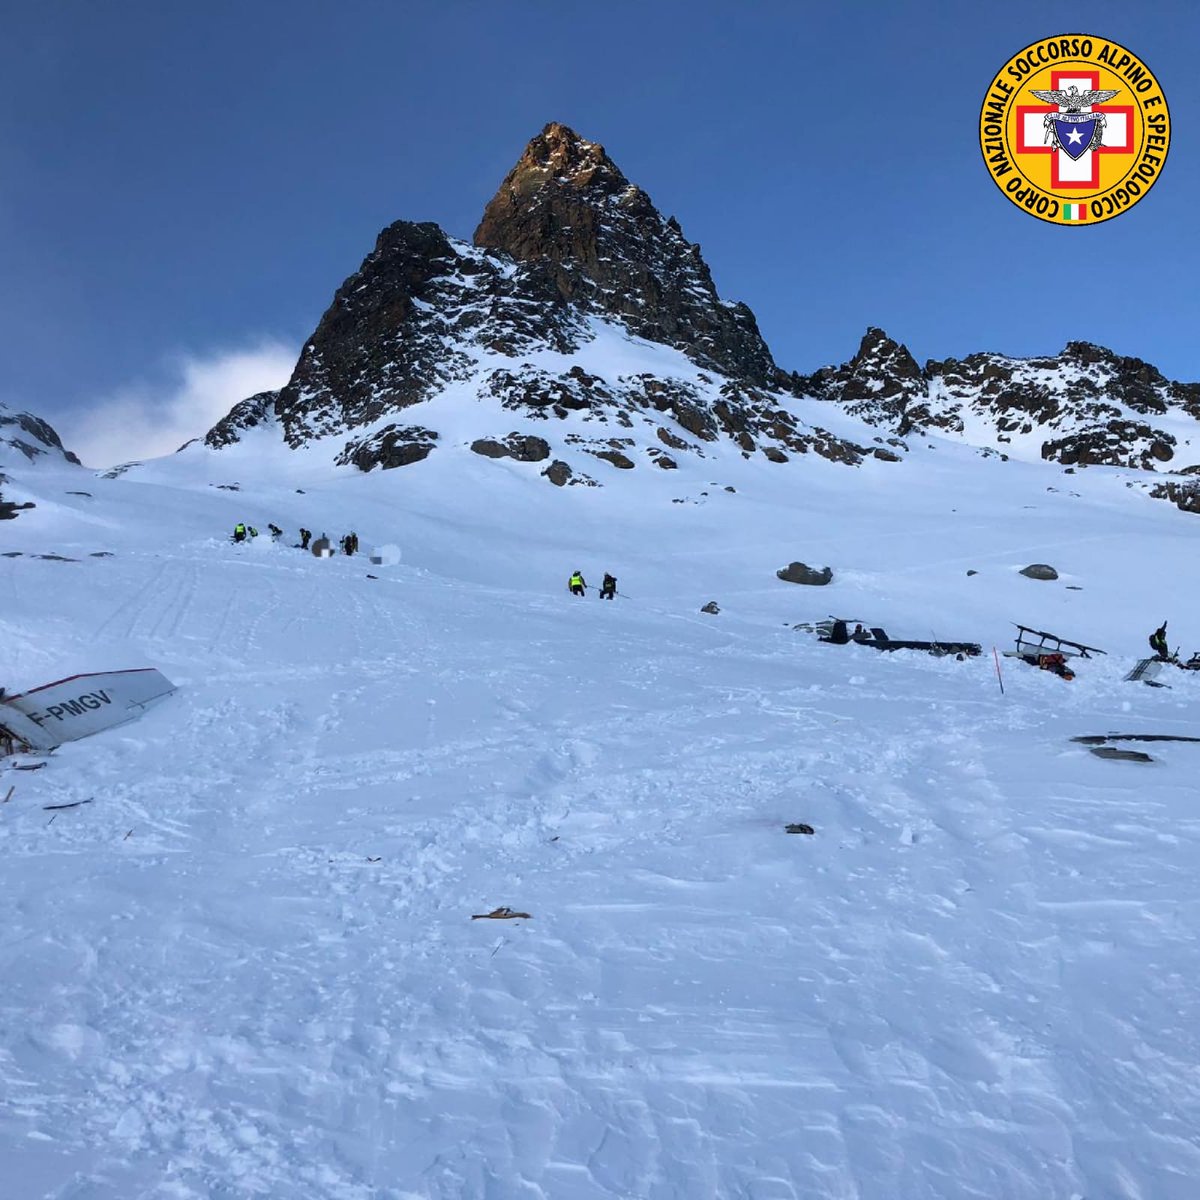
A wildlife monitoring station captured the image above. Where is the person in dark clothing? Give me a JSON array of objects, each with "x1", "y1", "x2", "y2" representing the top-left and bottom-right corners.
[
  {"x1": 268, "y1": 523, "x2": 283, "y2": 541},
  {"x1": 1149, "y1": 621, "x2": 1171, "y2": 661},
  {"x1": 829, "y1": 619, "x2": 849, "y2": 644},
  {"x1": 599, "y1": 573, "x2": 617, "y2": 600},
  {"x1": 299, "y1": 528, "x2": 312, "y2": 551},
  {"x1": 232, "y1": 522, "x2": 247, "y2": 543},
  {"x1": 568, "y1": 570, "x2": 587, "y2": 597},
  {"x1": 341, "y1": 532, "x2": 359, "y2": 556}
]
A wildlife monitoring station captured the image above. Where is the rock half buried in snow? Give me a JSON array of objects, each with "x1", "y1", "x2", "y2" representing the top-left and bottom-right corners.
[
  {"x1": 1020, "y1": 563, "x2": 1059, "y2": 581},
  {"x1": 701, "y1": 601, "x2": 720, "y2": 615},
  {"x1": 542, "y1": 459, "x2": 572, "y2": 487},
  {"x1": 1089, "y1": 746, "x2": 1153, "y2": 763},
  {"x1": 777, "y1": 562, "x2": 833, "y2": 586},
  {"x1": 785, "y1": 823, "x2": 815, "y2": 835}
]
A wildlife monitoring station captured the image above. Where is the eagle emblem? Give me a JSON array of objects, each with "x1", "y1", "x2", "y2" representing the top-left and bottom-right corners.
[{"x1": 1030, "y1": 85, "x2": 1121, "y2": 161}]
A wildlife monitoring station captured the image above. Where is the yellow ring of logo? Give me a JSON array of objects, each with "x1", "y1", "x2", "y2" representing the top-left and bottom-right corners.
[{"x1": 980, "y1": 34, "x2": 1169, "y2": 225}]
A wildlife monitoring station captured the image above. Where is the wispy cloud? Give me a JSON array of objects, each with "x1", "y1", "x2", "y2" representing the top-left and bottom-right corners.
[{"x1": 64, "y1": 341, "x2": 296, "y2": 468}]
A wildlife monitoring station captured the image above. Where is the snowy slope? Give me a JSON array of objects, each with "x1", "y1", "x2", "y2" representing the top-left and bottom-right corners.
[{"x1": 2, "y1": 420, "x2": 1200, "y2": 1200}]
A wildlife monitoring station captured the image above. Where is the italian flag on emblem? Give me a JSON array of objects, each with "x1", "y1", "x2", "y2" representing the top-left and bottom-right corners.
[{"x1": 1063, "y1": 203, "x2": 1088, "y2": 222}]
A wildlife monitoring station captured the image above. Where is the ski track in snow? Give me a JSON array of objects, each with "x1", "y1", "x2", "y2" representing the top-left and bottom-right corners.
[{"x1": 2, "y1": 449, "x2": 1200, "y2": 1199}]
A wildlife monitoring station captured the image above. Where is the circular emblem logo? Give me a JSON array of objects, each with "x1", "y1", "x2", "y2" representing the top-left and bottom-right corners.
[{"x1": 980, "y1": 34, "x2": 1169, "y2": 225}]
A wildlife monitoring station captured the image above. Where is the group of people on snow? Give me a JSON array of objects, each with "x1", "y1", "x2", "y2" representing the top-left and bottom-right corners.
[
  {"x1": 568, "y1": 570, "x2": 618, "y2": 600},
  {"x1": 231, "y1": 523, "x2": 359, "y2": 555}
]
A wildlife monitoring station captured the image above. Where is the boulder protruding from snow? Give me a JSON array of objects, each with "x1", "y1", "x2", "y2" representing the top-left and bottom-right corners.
[
  {"x1": 777, "y1": 562, "x2": 833, "y2": 586},
  {"x1": 542, "y1": 460, "x2": 572, "y2": 487},
  {"x1": 701, "y1": 601, "x2": 720, "y2": 615},
  {"x1": 337, "y1": 425, "x2": 438, "y2": 472},
  {"x1": 1019, "y1": 563, "x2": 1059, "y2": 581},
  {"x1": 470, "y1": 434, "x2": 551, "y2": 463}
]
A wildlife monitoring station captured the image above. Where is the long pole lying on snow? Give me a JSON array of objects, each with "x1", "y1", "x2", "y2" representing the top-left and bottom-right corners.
[{"x1": 993, "y1": 646, "x2": 1005, "y2": 695}]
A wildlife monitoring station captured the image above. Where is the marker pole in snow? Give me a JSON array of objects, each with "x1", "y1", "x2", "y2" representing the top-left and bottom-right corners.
[{"x1": 993, "y1": 646, "x2": 1005, "y2": 695}]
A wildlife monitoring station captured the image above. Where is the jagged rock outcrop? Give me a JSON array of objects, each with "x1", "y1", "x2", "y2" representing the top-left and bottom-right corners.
[
  {"x1": 0, "y1": 402, "x2": 79, "y2": 520},
  {"x1": 475, "y1": 122, "x2": 778, "y2": 386},
  {"x1": 804, "y1": 330, "x2": 1200, "y2": 477},
  {"x1": 1, "y1": 402, "x2": 79, "y2": 466},
  {"x1": 798, "y1": 327, "x2": 926, "y2": 430},
  {"x1": 336, "y1": 425, "x2": 438, "y2": 472},
  {"x1": 205, "y1": 390, "x2": 280, "y2": 449},
  {"x1": 205, "y1": 121, "x2": 867, "y2": 476}
]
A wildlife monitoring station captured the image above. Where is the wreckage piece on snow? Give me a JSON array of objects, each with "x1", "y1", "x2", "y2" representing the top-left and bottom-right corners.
[
  {"x1": 1073, "y1": 733, "x2": 1200, "y2": 745},
  {"x1": 816, "y1": 617, "x2": 980, "y2": 658},
  {"x1": 1125, "y1": 657, "x2": 1171, "y2": 687},
  {"x1": 471, "y1": 907, "x2": 532, "y2": 920},
  {"x1": 865, "y1": 627, "x2": 982, "y2": 657},
  {"x1": 0, "y1": 668, "x2": 177, "y2": 752},
  {"x1": 1006, "y1": 624, "x2": 1105, "y2": 661},
  {"x1": 1004, "y1": 625, "x2": 1105, "y2": 682}
]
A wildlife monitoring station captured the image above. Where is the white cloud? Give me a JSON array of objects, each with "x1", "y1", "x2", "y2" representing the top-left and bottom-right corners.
[{"x1": 65, "y1": 340, "x2": 296, "y2": 468}]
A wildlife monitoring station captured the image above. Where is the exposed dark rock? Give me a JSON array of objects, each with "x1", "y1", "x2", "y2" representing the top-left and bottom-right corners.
[
  {"x1": 204, "y1": 390, "x2": 280, "y2": 449},
  {"x1": 798, "y1": 327, "x2": 925, "y2": 428},
  {"x1": 1020, "y1": 563, "x2": 1059, "y2": 580},
  {"x1": 474, "y1": 122, "x2": 778, "y2": 385},
  {"x1": 470, "y1": 433, "x2": 551, "y2": 462},
  {"x1": 592, "y1": 449, "x2": 635, "y2": 469},
  {"x1": 777, "y1": 562, "x2": 833, "y2": 586},
  {"x1": 701, "y1": 601, "x2": 720, "y2": 615},
  {"x1": 337, "y1": 425, "x2": 438, "y2": 472},
  {"x1": 1149, "y1": 478, "x2": 1200, "y2": 514},
  {"x1": 967, "y1": 569, "x2": 979, "y2": 576},
  {"x1": 543, "y1": 459, "x2": 572, "y2": 487},
  {"x1": 785, "y1": 823, "x2": 815, "y2": 835},
  {"x1": 0, "y1": 498, "x2": 35, "y2": 520},
  {"x1": 0, "y1": 403, "x2": 80, "y2": 466}
]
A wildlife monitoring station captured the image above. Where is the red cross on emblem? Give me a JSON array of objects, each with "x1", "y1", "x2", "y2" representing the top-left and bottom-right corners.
[{"x1": 1016, "y1": 70, "x2": 1135, "y2": 188}]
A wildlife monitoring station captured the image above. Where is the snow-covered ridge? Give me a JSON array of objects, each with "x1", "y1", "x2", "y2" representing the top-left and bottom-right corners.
[{"x1": 804, "y1": 327, "x2": 1200, "y2": 476}]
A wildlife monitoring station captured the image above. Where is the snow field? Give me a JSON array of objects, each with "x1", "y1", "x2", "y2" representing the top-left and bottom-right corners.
[{"x1": 1, "y1": 426, "x2": 1199, "y2": 1198}]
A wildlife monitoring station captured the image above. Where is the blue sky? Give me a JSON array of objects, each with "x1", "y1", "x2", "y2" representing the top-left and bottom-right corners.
[{"x1": 2, "y1": 0, "x2": 1196, "y2": 460}]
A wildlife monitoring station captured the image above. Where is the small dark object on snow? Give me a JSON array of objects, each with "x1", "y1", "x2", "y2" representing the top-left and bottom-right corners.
[
  {"x1": 471, "y1": 907, "x2": 532, "y2": 920},
  {"x1": 967, "y1": 569, "x2": 978, "y2": 576},
  {"x1": 89, "y1": 552, "x2": 114, "y2": 557},
  {"x1": 777, "y1": 562, "x2": 833, "y2": 586},
  {"x1": 1090, "y1": 747, "x2": 1153, "y2": 763},
  {"x1": 1066, "y1": 585, "x2": 1083, "y2": 591},
  {"x1": 2, "y1": 786, "x2": 12, "y2": 804},
  {"x1": 42, "y1": 798, "x2": 93, "y2": 810},
  {"x1": 1073, "y1": 733, "x2": 1200, "y2": 745},
  {"x1": 701, "y1": 601, "x2": 720, "y2": 614},
  {"x1": 1020, "y1": 563, "x2": 1059, "y2": 581},
  {"x1": 34, "y1": 554, "x2": 79, "y2": 562},
  {"x1": 13, "y1": 762, "x2": 46, "y2": 771},
  {"x1": 785, "y1": 823, "x2": 815, "y2": 835},
  {"x1": 366, "y1": 856, "x2": 381, "y2": 863},
  {"x1": 66, "y1": 491, "x2": 92, "y2": 497},
  {"x1": 366, "y1": 574, "x2": 378, "y2": 579}
]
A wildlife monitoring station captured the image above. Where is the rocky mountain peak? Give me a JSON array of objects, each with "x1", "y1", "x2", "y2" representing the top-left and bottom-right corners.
[
  {"x1": 797, "y1": 326, "x2": 926, "y2": 428},
  {"x1": 474, "y1": 122, "x2": 777, "y2": 385},
  {"x1": 0, "y1": 401, "x2": 79, "y2": 468}
]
